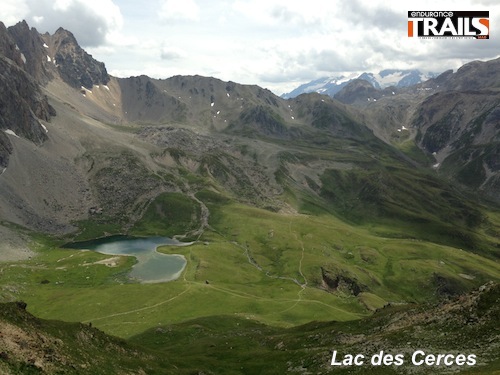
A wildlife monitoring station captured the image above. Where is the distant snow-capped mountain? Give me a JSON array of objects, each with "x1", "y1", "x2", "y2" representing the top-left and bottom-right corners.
[{"x1": 282, "y1": 70, "x2": 439, "y2": 99}]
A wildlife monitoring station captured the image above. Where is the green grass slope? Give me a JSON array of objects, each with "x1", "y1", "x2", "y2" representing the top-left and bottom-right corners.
[
  {"x1": 2, "y1": 198, "x2": 497, "y2": 342},
  {"x1": 130, "y1": 282, "x2": 499, "y2": 374},
  {"x1": 0, "y1": 283, "x2": 497, "y2": 374},
  {"x1": 0, "y1": 301, "x2": 174, "y2": 374}
]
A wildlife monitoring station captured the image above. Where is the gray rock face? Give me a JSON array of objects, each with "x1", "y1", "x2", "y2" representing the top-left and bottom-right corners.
[
  {"x1": 0, "y1": 22, "x2": 56, "y2": 168},
  {"x1": 0, "y1": 132, "x2": 12, "y2": 169},
  {"x1": 0, "y1": 23, "x2": 24, "y2": 67},
  {"x1": 50, "y1": 27, "x2": 110, "y2": 89},
  {"x1": 334, "y1": 79, "x2": 380, "y2": 105},
  {"x1": 7, "y1": 20, "x2": 53, "y2": 84},
  {"x1": 6, "y1": 21, "x2": 110, "y2": 90},
  {"x1": 0, "y1": 58, "x2": 52, "y2": 138}
]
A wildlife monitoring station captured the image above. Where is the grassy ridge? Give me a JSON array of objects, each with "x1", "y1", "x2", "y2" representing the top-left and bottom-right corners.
[
  {"x1": 2, "y1": 282, "x2": 497, "y2": 374},
  {"x1": 258, "y1": 125, "x2": 497, "y2": 260},
  {"x1": 129, "y1": 283, "x2": 500, "y2": 375}
]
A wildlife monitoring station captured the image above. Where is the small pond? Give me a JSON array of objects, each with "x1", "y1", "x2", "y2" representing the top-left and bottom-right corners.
[{"x1": 65, "y1": 235, "x2": 189, "y2": 283}]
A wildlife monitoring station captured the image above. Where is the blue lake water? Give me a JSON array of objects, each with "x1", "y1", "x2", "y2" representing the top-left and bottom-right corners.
[{"x1": 65, "y1": 235, "x2": 188, "y2": 283}]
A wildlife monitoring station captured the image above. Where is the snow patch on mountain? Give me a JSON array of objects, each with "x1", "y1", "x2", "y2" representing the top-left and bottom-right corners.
[
  {"x1": 282, "y1": 70, "x2": 439, "y2": 99},
  {"x1": 4, "y1": 129, "x2": 20, "y2": 138},
  {"x1": 282, "y1": 73, "x2": 359, "y2": 99}
]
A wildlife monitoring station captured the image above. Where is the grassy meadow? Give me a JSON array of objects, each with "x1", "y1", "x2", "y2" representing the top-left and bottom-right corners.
[{"x1": 0, "y1": 195, "x2": 498, "y2": 340}]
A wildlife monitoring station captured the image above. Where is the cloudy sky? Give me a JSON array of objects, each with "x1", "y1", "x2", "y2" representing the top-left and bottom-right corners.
[{"x1": 1, "y1": 0, "x2": 499, "y2": 95}]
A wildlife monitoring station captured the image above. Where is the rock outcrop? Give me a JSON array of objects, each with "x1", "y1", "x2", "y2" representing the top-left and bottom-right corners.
[
  {"x1": 48, "y1": 27, "x2": 110, "y2": 89},
  {"x1": 321, "y1": 266, "x2": 366, "y2": 296},
  {"x1": 7, "y1": 20, "x2": 53, "y2": 84},
  {"x1": 0, "y1": 22, "x2": 55, "y2": 168}
]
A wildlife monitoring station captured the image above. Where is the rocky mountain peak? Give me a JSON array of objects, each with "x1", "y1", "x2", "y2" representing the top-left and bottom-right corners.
[
  {"x1": 45, "y1": 27, "x2": 110, "y2": 89},
  {"x1": 0, "y1": 21, "x2": 56, "y2": 169},
  {"x1": 0, "y1": 22, "x2": 24, "y2": 67},
  {"x1": 282, "y1": 69, "x2": 438, "y2": 99},
  {"x1": 7, "y1": 20, "x2": 53, "y2": 83},
  {"x1": 333, "y1": 79, "x2": 380, "y2": 105},
  {"x1": 438, "y1": 57, "x2": 500, "y2": 91},
  {"x1": 53, "y1": 26, "x2": 78, "y2": 42}
]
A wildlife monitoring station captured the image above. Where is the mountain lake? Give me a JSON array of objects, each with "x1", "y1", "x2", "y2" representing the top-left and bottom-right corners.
[{"x1": 65, "y1": 235, "x2": 188, "y2": 283}]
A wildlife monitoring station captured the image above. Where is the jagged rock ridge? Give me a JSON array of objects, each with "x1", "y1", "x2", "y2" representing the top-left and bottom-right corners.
[
  {"x1": 47, "y1": 27, "x2": 110, "y2": 89},
  {"x1": 0, "y1": 22, "x2": 55, "y2": 168}
]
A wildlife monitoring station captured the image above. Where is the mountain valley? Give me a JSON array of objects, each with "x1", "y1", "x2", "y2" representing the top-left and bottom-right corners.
[{"x1": 0, "y1": 20, "x2": 499, "y2": 374}]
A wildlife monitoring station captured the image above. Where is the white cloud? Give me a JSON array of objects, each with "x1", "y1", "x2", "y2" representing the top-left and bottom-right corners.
[
  {"x1": 32, "y1": 15, "x2": 44, "y2": 24},
  {"x1": 159, "y1": 0, "x2": 200, "y2": 22},
  {"x1": 231, "y1": 0, "x2": 500, "y2": 93},
  {"x1": 233, "y1": 0, "x2": 339, "y2": 28},
  {"x1": 160, "y1": 46, "x2": 186, "y2": 60},
  {"x1": 1, "y1": 0, "x2": 499, "y2": 95},
  {"x1": 5, "y1": 0, "x2": 124, "y2": 47},
  {"x1": 0, "y1": 0, "x2": 29, "y2": 26},
  {"x1": 53, "y1": 0, "x2": 74, "y2": 11}
]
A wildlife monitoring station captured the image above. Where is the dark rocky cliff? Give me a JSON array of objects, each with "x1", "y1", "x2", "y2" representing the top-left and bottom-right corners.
[
  {"x1": 7, "y1": 20, "x2": 53, "y2": 84},
  {"x1": 49, "y1": 27, "x2": 110, "y2": 89},
  {"x1": 0, "y1": 21, "x2": 55, "y2": 168}
]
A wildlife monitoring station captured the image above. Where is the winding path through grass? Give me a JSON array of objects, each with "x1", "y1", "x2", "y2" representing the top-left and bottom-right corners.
[{"x1": 82, "y1": 217, "x2": 363, "y2": 329}]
